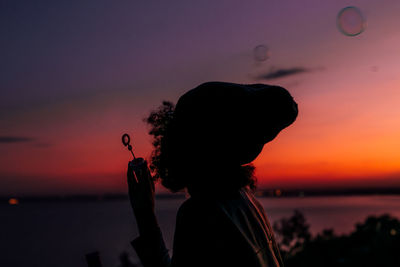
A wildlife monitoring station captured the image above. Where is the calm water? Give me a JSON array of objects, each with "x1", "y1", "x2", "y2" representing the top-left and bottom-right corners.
[{"x1": 2, "y1": 195, "x2": 400, "y2": 267}]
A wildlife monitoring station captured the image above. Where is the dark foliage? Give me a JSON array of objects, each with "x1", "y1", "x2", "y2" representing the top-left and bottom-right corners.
[
  {"x1": 274, "y1": 211, "x2": 400, "y2": 267},
  {"x1": 273, "y1": 209, "x2": 311, "y2": 257}
]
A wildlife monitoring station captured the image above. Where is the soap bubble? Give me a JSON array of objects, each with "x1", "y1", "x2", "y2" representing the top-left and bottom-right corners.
[
  {"x1": 370, "y1": 66, "x2": 379, "y2": 72},
  {"x1": 253, "y1": 45, "x2": 269, "y2": 62},
  {"x1": 337, "y1": 6, "x2": 366, "y2": 36}
]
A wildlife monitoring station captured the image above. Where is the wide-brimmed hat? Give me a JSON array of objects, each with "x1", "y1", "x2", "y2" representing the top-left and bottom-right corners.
[{"x1": 167, "y1": 81, "x2": 298, "y2": 165}]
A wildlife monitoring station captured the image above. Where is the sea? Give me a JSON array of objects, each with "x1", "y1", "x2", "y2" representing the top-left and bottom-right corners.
[{"x1": 2, "y1": 195, "x2": 400, "y2": 267}]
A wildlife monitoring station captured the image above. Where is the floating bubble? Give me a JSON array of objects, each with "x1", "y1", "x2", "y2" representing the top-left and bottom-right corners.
[
  {"x1": 337, "y1": 6, "x2": 366, "y2": 36},
  {"x1": 370, "y1": 66, "x2": 379, "y2": 72},
  {"x1": 253, "y1": 45, "x2": 269, "y2": 62}
]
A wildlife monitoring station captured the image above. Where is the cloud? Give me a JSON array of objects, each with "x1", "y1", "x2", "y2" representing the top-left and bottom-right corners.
[
  {"x1": 0, "y1": 136, "x2": 35, "y2": 143},
  {"x1": 256, "y1": 67, "x2": 309, "y2": 80}
]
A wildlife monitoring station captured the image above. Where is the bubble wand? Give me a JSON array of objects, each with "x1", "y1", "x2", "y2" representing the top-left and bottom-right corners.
[
  {"x1": 122, "y1": 133, "x2": 139, "y2": 183},
  {"x1": 122, "y1": 133, "x2": 136, "y2": 160}
]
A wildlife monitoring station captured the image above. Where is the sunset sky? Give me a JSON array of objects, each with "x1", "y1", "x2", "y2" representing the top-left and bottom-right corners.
[{"x1": 1, "y1": 0, "x2": 400, "y2": 195}]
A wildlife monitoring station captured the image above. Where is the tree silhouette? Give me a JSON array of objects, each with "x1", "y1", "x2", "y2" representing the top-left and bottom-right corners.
[
  {"x1": 273, "y1": 209, "x2": 311, "y2": 257},
  {"x1": 274, "y1": 211, "x2": 400, "y2": 267}
]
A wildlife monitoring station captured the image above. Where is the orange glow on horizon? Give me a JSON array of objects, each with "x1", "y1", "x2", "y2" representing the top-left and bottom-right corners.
[{"x1": 8, "y1": 198, "x2": 19, "y2": 205}]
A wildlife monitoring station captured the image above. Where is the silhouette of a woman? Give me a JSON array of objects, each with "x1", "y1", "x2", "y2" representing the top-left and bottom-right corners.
[{"x1": 127, "y1": 82, "x2": 298, "y2": 267}]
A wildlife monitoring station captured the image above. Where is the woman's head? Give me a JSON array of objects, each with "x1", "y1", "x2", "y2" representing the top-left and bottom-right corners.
[{"x1": 146, "y1": 82, "x2": 298, "y2": 193}]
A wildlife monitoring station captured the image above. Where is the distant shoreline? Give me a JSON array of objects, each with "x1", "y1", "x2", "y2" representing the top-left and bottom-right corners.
[{"x1": 2, "y1": 188, "x2": 400, "y2": 203}]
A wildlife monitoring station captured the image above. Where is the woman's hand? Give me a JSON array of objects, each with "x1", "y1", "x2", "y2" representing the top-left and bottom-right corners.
[
  {"x1": 127, "y1": 158, "x2": 158, "y2": 235},
  {"x1": 127, "y1": 158, "x2": 155, "y2": 213}
]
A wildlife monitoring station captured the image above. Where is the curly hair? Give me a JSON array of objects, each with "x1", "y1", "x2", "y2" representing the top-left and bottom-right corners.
[{"x1": 144, "y1": 101, "x2": 257, "y2": 193}]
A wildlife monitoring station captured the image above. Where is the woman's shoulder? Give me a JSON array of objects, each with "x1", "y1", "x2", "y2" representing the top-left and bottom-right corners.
[
  {"x1": 178, "y1": 196, "x2": 217, "y2": 214},
  {"x1": 178, "y1": 189, "x2": 251, "y2": 222},
  {"x1": 180, "y1": 188, "x2": 245, "y2": 210},
  {"x1": 176, "y1": 195, "x2": 229, "y2": 226}
]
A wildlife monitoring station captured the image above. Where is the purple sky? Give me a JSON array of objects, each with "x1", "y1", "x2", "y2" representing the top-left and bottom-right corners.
[{"x1": 1, "y1": 0, "x2": 400, "y2": 195}]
